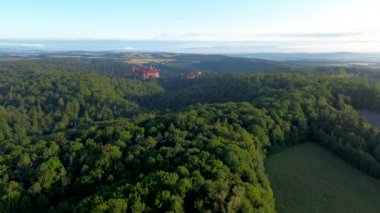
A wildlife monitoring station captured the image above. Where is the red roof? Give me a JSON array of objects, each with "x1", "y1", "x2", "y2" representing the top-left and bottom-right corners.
[{"x1": 132, "y1": 65, "x2": 160, "y2": 80}]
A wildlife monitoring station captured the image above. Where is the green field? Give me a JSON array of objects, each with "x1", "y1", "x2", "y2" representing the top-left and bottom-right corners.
[{"x1": 266, "y1": 143, "x2": 380, "y2": 213}]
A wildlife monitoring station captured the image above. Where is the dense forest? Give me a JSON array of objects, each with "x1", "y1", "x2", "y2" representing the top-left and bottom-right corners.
[{"x1": 1, "y1": 58, "x2": 380, "y2": 212}]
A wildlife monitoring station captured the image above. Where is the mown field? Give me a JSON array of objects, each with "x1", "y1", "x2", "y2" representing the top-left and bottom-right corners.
[
  {"x1": 266, "y1": 143, "x2": 380, "y2": 213},
  {"x1": 359, "y1": 110, "x2": 380, "y2": 127}
]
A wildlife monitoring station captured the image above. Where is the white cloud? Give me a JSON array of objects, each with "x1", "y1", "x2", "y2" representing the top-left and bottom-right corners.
[
  {"x1": 125, "y1": 47, "x2": 136, "y2": 50},
  {"x1": 256, "y1": 32, "x2": 365, "y2": 38},
  {"x1": 20, "y1": 43, "x2": 45, "y2": 48},
  {"x1": 0, "y1": 42, "x2": 45, "y2": 48}
]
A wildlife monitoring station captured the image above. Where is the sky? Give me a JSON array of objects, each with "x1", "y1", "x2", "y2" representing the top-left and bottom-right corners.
[{"x1": 1, "y1": 0, "x2": 380, "y2": 52}]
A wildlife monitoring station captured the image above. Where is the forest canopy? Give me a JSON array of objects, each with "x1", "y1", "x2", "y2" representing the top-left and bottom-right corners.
[{"x1": 0, "y1": 59, "x2": 380, "y2": 212}]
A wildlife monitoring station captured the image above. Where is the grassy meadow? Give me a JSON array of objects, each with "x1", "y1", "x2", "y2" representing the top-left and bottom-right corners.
[{"x1": 266, "y1": 143, "x2": 380, "y2": 213}]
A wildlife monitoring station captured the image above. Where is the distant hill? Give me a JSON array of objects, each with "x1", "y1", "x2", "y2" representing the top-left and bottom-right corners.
[
  {"x1": 236, "y1": 52, "x2": 380, "y2": 61},
  {"x1": 266, "y1": 143, "x2": 380, "y2": 213},
  {"x1": 0, "y1": 51, "x2": 284, "y2": 73},
  {"x1": 155, "y1": 54, "x2": 284, "y2": 73},
  {"x1": 233, "y1": 52, "x2": 380, "y2": 68}
]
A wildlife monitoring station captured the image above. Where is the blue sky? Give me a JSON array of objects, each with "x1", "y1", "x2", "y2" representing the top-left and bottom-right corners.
[{"x1": 1, "y1": 0, "x2": 379, "y2": 52}]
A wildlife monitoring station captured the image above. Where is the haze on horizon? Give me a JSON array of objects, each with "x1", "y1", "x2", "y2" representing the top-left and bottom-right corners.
[{"x1": 1, "y1": 0, "x2": 380, "y2": 53}]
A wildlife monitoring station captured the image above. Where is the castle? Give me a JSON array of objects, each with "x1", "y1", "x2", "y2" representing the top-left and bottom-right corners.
[{"x1": 132, "y1": 65, "x2": 160, "y2": 80}]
